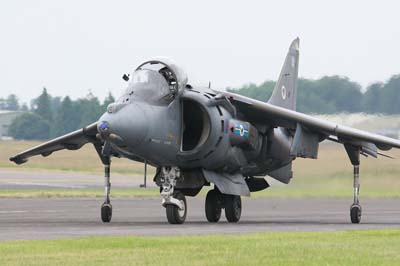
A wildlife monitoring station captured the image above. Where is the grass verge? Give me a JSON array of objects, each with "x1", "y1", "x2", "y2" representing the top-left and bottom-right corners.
[
  {"x1": 1, "y1": 184, "x2": 400, "y2": 199},
  {"x1": 2, "y1": 141, "x2": 400, "y2": 199},
  {"x1": 1, "y1": 230, "x2": 400, "y2": 266}
]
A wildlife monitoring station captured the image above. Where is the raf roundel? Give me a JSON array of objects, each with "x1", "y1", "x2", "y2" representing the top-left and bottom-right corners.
[{"x1": 281, "y1": 85, "x2": 287, "y2": 100}]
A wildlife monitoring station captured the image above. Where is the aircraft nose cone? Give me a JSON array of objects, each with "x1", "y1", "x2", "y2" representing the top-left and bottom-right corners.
[{"x1": 98, "y1": 103, "x2": 148, "y2": 146}]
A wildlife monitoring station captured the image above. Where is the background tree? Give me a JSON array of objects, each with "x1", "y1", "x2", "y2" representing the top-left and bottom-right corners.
[
  {"x1": 361, "y1": 83, "x2": 383, "y2": 113},
  {"x1": 230, "y1": 76, "x2": 364, "y2": 114},
  {"x1": 51, "y1": 96, "x2": 80, "y2": 137},
  {"x1": 8, "y1": 113, "x2": 50, "y2": 140},
  {"x1": 5, "y1": 94, "x2": 20, "y2": 110},
  {"x1": 0, "y1": 98, "x2": 5, "y2": 109},
  {"x1": 378, "y1": 75, "x2": 400, "y2": 114},
  {"x1": 78, "y1": 91, "x2": 102, "y2": 128},
  {"x1": 102, "y1": 92, "x2": 115, "y2": 111},
  {"x1": 33, "y1": 88, "x2": 53, "y2": 122}
]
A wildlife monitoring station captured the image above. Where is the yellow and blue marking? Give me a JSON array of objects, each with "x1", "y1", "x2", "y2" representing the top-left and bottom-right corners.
[{"x1": 234, "y1": 123, "x2": 249, "y2": 137}]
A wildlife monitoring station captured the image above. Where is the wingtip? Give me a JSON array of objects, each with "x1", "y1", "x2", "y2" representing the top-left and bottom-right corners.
[{"x1": 9, "y1": 156, "x2": 27, "y2": 165}]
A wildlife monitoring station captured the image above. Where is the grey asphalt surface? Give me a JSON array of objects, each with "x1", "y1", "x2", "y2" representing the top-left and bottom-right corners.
[
  {"x1": 1, "y1": 169, "x2": 400, "y2": 241},
  {"x1": 1, "y1": 197, "x2": 400, "y2": 241}
]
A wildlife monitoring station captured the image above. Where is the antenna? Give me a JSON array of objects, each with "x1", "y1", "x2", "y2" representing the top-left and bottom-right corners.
[{"x1": 208, "y1": 81, "x2": 211, "y2": 88}]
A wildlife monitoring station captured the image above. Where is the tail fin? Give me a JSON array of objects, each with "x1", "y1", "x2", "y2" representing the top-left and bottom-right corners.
[{"x1": 268, "y1": 38, "x2": 299, "y2": 110}]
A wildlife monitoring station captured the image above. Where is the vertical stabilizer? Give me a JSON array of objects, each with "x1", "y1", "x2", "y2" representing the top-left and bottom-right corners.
[{"x1": 268, "y1": 38, "x2": 299, "y2": 110}]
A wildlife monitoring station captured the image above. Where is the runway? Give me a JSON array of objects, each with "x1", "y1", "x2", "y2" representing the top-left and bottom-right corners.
[{"x1": 1, "y1": 197, "x2": 400, "y2": 241}]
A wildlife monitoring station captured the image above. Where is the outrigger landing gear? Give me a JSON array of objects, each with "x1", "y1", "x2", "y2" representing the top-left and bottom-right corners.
[
  {"x1": 101, "y1": 157, "x2": 112, "y2": 223},
  {"x1": 160, "y1": 167, "x2": 187, "y2": 224},
  {"x1": 345, "y1": 144, "x2": 362, "y2": 224},
  {"x1": 350, "y1": 164, "x2": 362, "y2": 224}
]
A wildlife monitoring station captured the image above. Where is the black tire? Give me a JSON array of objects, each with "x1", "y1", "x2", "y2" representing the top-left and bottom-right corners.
[
  {"x1": 166, "y1": 191, "x2": 187, "y2": 224},
  {"x1": 101, "y1": 203, "x2": 112, "y2": 223},
  {"x1": 350, "y1": 204, "x2": 362, "y2": 224},
  {"x1": 224, "y1": 195, "x2": 242, "y2": 223},
  {"x1": 205, "y1": 189, "x2": 222, "y2": 223}
]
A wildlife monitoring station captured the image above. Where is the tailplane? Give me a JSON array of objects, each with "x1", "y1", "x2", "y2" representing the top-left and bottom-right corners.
[{"x1": 268, "y1": 38, "x2": 300, "y2": 110}]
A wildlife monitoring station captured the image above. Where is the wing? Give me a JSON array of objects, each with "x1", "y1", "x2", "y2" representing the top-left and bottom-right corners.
[
  {"x1": 218, "y1": 91, "x2": 400, "y2": 153},
  {"x1": 10, "y1": 122, "x2": 101, "y2": 165}
]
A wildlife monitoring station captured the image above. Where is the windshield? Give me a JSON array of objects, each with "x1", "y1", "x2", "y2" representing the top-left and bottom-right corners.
[{"x1": 118, "y1": 69, "x2": 172, "y2": 105}]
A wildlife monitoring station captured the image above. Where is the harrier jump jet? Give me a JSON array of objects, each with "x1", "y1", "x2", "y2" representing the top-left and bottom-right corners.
[{"x1": 10, "y1": 38, "x2": 400, "y2": 224}]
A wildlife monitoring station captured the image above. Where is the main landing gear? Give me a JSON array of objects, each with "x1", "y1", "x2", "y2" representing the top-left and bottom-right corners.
[
  {"x1": 160, "y1": 167, "x2": 187, "y2": 224},
  {"x1": 205, "y1": 188, "x2": 242, "y2": 223}
]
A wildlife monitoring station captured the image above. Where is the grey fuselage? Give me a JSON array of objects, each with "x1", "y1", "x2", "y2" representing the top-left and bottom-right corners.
[{"x1": 98, "y1": 62, "x2": 293, "y2": 184}]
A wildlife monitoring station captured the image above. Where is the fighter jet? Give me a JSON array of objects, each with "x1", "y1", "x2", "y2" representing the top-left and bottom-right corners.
[{"x1": 10, "y1": 38, "x2": 400, "y2": 225}]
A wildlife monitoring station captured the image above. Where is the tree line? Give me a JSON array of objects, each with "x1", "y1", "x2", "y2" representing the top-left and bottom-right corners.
[
  {"x1": 3, "y1": 73, "x2": 400, "y2": 140},
  {"x1": 229, "y1": 74, "x2": 400, "y2": 114},
  {"x1": 7, "y1": 88, "x2": 115, "y2": 140}
]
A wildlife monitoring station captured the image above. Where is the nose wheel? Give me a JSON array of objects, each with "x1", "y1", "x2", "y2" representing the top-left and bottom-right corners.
[{"x1": 165, "y1": 191, "x2": 187, "y2": 224}]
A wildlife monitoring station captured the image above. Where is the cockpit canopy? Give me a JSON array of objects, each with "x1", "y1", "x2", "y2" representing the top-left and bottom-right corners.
[{"x1": 119, "y1": 58, "x2": 188, "y2": 105}]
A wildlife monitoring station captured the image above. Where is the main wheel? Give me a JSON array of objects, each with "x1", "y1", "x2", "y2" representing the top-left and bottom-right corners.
[
  {"x1": 101, "y1": 203, "x2": 112, "y2": 223},
  {"x1": 205, "y1": 189, "x2": 222, "y2": 223},
  {"x1": 166, "y1": 191, "x2": 187, "y2": 224},
  {"x1": 224, "y1": 195, "x2": 242, "y2": 223},
  {"x1": 350, "y1": 204, "x2": 362, "y2": 224}
]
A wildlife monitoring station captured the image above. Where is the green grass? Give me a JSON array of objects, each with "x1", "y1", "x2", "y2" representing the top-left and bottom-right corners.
[
  {"x1": 1, "y1": 182, "x2": 400, "y2": 199},
  {"x1": 0, "y1": 140, "x2": 156, "y2": 175},
  {"x1": 1, "y1": 230, "x2": 400, "y2": 266},
  {"x1": 2, "y1": 140, "x2": 400, "y2": 198}
]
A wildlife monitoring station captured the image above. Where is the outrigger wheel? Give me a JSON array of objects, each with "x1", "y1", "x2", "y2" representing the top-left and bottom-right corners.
[
  {"x1": 350, "y1": 204, "x2": 362, "y2": 224},
  {"x1": 101, "y1": 202, "x2": 112, "y2": 223},
  {"x1": 166, "y1": 191, "x2": 187, "y2": 224}
]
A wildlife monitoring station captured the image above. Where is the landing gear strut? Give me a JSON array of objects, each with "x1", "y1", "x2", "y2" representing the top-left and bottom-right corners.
[
  {"x1": 345, "y1": 144, "x2": 362, "y2": 224},
  {"x1": 159, "y1": 167, "x2": 187, "y2": 224},
  {"x1": 101, "y1": 158, "x2": 112, "y2": 223}
]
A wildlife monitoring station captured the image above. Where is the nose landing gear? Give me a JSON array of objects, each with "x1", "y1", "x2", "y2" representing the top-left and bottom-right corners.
[
  {"x1": 159, "y1": 166, "x2": 187, "y2": 224},
  {"x1": 166, "y1": 191, "x2": 187, "y2": 224}
]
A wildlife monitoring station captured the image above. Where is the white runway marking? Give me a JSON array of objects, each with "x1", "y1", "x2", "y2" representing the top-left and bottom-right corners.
[
  {"x1": 6, "y1": 182, "x2": 87, "y2": 189},
  {"x1": 0, "y1": 210, "x2": 28, "y2": 214}
]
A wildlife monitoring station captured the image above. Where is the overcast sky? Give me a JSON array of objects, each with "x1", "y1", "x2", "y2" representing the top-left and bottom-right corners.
[{"x1": 1, "y1": 0, "x2": 399, "y2": 103}]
